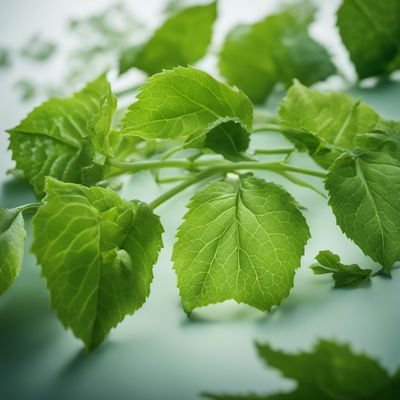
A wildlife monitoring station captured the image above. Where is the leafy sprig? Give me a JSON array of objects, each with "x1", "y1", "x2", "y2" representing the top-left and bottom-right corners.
[{"x1": 2, "y1": 0, "x2": 400, "y2": 349}]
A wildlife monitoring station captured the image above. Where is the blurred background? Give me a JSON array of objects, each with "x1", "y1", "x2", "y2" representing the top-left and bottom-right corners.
[{"x1": 0, "y1": 1, "x2": 399, "y2": 399}]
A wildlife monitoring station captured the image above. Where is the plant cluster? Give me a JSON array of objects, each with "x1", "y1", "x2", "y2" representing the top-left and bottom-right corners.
[{"x1": 1, "y1": 0, "x2": 400, "y2": 350}]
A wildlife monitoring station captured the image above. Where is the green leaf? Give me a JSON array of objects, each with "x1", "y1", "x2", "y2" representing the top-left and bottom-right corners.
[
  {"x1": 31, "y1": 178, "x2": 163, "y2": 349},
  {"x1": 355, "y1": 119, "x2": 400, "y2": 158},
  {"x1": 8, "y1": 75, "x2": 117, "y2": 196},
  {"x1": 279, "y1": 81, "x2": 380, "y2": 167},
  {"x1": 119, "y1": 2, "x2": 217, "y2": 75},
  {"x1": 89, "y1": 87, "x2": 118, "y2": 157},
  {"x1": 121, "y1": 67, "x2": 253, "y2": 159},
  {"x1": 204, "y1": 340, "x2": 398, "y2": 399},
  {"x1": 0, "y1": 208, "x2": 26, "y2": 295},
  {"x1": 337, "y1": 0, "x2": 400, "y2": 79},
  {"x1": 326, "y1": 151, "x2": 400, "y2": 274},
  {"x1": 172, "y1": 174, "x2": 310, "y2": 314},
  {"x1": 311, "y1": 250, "x2": 372, "y2": 288},
  {"x1": 219, "y1": 5, "x2": 335, "y2": 104}
]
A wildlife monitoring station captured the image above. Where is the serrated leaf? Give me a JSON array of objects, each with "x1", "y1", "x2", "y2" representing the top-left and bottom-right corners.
[
  {"x1": 279, "y1": 81, "x2": 380, "y2": 167},
  {"x1": 311, "y1": 250, "x2": 372, "y2": 288},
  {"x1": 8, "y1": 75, "x2": 118, "y2": 196},
  {"x1": 219, "y1": 5, "x2": 335, "y2": 104},
  {"x1": 205, "y1": 340, "x2": 398, "y2": 400},
  {"x1": 337, "y1": 0, "x2": 400, "y2": 79},
  {"x1": 122, "y1": 67, "x2": 253, "y2": 158},
  {"x1": 31, "y1": 178, "x2": 163, "y2": 349},
  {"x1": 119, "y1": 2, "x2": 217, "y2": 75},
  {"x1": 326, "y1": 151, "x2": 400, "y2": 274},
  {"x1": 0, "y1": 208, "x2": 26, "y2": 295},
  {"x1": 172, "y1": 174, "x2": 310, "y2": 314}
]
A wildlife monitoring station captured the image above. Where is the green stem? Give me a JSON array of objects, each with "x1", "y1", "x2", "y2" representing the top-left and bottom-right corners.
[
  {"x1": 18, "y1": 202, "x2": 42, "y2": 213},
  {"x1": 252, "y1": 123, "x2": 282, "y2": 133},
  {"x1": 254, "y1": 147, "x2": 294, "y2": 155},
  {"x1": 109, "y1": 157, "x2": 327, "y2": 179},
  {"x1": 149, "y1": 170, "x2": 221, "y2": 209}
]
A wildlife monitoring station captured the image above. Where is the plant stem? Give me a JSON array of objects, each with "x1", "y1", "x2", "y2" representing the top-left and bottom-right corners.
[
  {"x1": 252, "y1": 123, "x2": 282, "y2": 133},
  {"x1": 149, "y1": 170, "x2": 221, "y2": 209},
  {"x1": 254, "y1": 147, "x2": 294, "y2": 155},
  {"x1": 18, "y1": 202, "x2": 42, "y2": 213},
  {"x1": 109, "y1": 157, "x2": 327, "y2": 178}
]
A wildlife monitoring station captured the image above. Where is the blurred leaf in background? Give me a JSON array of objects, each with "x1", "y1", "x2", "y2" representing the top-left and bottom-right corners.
[{"x1": 203, "y1": 340, "x2": 400, "y2": 399}]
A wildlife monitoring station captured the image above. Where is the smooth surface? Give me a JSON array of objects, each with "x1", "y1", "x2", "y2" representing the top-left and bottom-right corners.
[{"x1": 1, "y1": 1, "x2": 400, "y2": 400}]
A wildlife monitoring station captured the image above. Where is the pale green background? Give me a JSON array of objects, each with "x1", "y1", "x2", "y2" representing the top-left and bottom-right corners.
[{"x1": 1, "y1": 1, "x2": 400, "y2": 399}]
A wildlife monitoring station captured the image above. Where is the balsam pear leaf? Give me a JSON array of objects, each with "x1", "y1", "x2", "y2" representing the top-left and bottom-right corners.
[
  {"x1": 279, "y1": 81, "x2": 380, "y2": 167},
  {"x1": 119, "y1": 2, "x2": 217, "y2": 75},
  {"x1": 219, "y1": 5, "x2": 335, "y2": 104},
  {"x1": 122, "y1": 67, "x2": 253, "y2": 159},
  {"x1": 31, "y1": 178, "x2": 163, "y2": 349},
  {"x1": 326, "y1": 151, "x2": 400, "y2": 274},
  {"x1": 8, "y1": 75, "x2": 118, "y2": 196},
  {"x1": 0, "y1": 208, "x2": 26, "y2": 295},
  {"x1": 337, "y1": 0, "x2": 400, "y2": 79},
  {"x1": 311, "y1": 250, "x2": 372, "y2": 288},
  {"x1": 204, "y1": 340, "x2": 399, "y2": 400},
  {"x1": 172, "y1": 174, "x2": 310, "y2": 314}
]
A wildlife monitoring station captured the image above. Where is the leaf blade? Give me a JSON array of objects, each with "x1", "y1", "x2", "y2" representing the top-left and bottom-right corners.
[
  {"x1": 31, "y1": 178, "x2": 163, "y2": 349},
  {"x1": 173, "y1": 174, "x2": 310, "y2": 313}
]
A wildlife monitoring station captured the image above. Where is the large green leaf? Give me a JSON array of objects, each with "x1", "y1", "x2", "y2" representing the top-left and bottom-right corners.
[
  {"x1": 279, "y1": 81, "x2": 380, "y2": 167},
  {"x1": 119, "y1": 2, "x2": 217, "y2": 75},
  {"x1": 122, "y1": 67, "x2": 253, "y2": 159},
  {"x1": 173, "y1": 174, "x2": 310, "y2": 314},
  {"x1": 337, "y1": 0, "x2": 400, "y2": 79},
  {"x1": 204, "y1": 340, "x2": 398, "y2": 399},
  {"x1": 31, "y1": 178, "x2": 163, "y2": 349},
  {"x1": 0, "y1": 208, "x2": 26, "y2": 295},
  {"x1": 8, "y1": 75, "x2": 117, "y2": 196},
  {"x1": 326, "y1": 151, "x2": 400, "y2": 274},
  {"x1": 219, "y1": 5, "x2": 335, "y2": 104}
]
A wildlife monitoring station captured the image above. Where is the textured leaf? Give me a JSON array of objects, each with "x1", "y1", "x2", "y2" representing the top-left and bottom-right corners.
[
  {"x1": 337, "y1": 0, "x2": 400, "y2": 79},
  {"x1": 205, "y1": 340, "x2": 398, "y2": 400},
  {"x1": 8, "y1": 75, "x2": 117, "y2": 196},
  {"x1": 119, "y1": 2, "x2": 217, "y2": 75},
  {"x1": 326, "y1": 151, "x2": 400, "y2": 274},
  {"x1": 311, "y1": 250, "x2": 372, "y2": 288},
  {"x1": 0, "y1": 208, "x2": 26, "y2": 295},
  {"x1": 31, "y1": 178, "x2": 163, "y2": 349},
  {"x1": 355, "y1": 119, "x2": 400, "y2": 158},
  {"x1": 122, "y1": 67, "x2": 253, "y2": 158},
  {"x1": 219, "y1": 5, "x2": 335, "y2": 104},
  {"x1": 89, "y1": 87, "x2": 118, "y2": 157},
  {"x1": 279, "y1": 81, "x2": 380, "y2": 167},
  {"x1": 173, "y1": 174, "x2": 310, "y2": 314}
]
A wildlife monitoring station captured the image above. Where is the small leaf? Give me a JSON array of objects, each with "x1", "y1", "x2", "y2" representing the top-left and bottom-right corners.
[
  {"x1": 0, "y1": 208, "x2": 26, "y2": 295},
  {"x1": 310, "y1": 250, "x2": 372, "y2": 288},
  {"x1": 219, "y1": 5, "x2": 335, "y2": 104},
  {"x1": 326, "y1": 151, "x2": 400, "y2": 274},
  {"x1": 31, "y1": 178, "x2": 163, "y2": 349},
  {"x1": 122, "y1": 67, "x2": 253, "y2": 157},
  {"x1": 337, "y1": 0, "x2": 400, "y2": 79},
  {"x1": 119, "y1": 2, "x2": 217, "y2": 75},
  {"x1": 173, "y1": 174, "x2": 310, "y2": 314},
  {"x1": 279, "y1": 81, "x2": 380, "y2": 167},
  {"x1": 8, "y1": 75, "x2": 117, "y2": 196}
]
